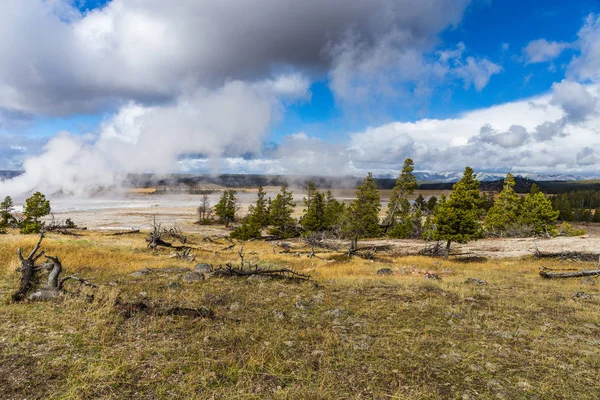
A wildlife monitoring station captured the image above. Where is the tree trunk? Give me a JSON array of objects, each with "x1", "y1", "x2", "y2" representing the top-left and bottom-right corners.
[{"x1": 445, "y1": 240, "x2": 451, "y2": 260}]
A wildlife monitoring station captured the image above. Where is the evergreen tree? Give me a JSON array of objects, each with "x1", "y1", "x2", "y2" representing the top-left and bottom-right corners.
[
  {"x1": 426, "y1": 196, "x2": 438, "y2": 213},
  {"x1": 529, "y1": 183, "x2": 541, "y2": 195},
  {"x1": 385, "y1": 158, "x2": 417, "y2": 227},
  {"x1": 414, "y1": 194, "x2": 426, "y2": 211},
  {"x1": 323, "y1": 190, "x2": 345, "y2": 230},
  {"x1": 0, "y1": 196, "x2": 14, "y2": 232},
  {"x1": 0, "y1": 196, "x2": 14, "y2": 225},
  {"x1": 520, "y1": 192, "x2": 559, "y2": 236},
  {"x1": 432, "y1": 167, "x2": 483, "y2": 258},
  {"x1": 214, "y1": 190, "x2": 237, "y2": 227},
  {"x1": 230, "y1": 186, "x2": 270, "y2": 240},
  {"x1": 300, "y1": 181, "x2": 326, "y2": 232},
  {"x1": 342, "y1": 172, "x2": 381, "y2": 248},
  {"x1": 268, "y1": 185, "x2": 297, "y2": 237},
  {"x1": 593, "y1": 208, "x2": 600, "y2": 223},
  {"x1": 484, "y1": 173, "x2": 521, "y2": 236},
  {"x1": 21, "y1": 192, "x2": 51, "y2": 234},
  {"x1": 250, "y1": 186, "x2": 270, "y2": 228}
]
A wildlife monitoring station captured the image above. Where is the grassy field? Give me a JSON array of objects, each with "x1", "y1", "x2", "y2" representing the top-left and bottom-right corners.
[{"x1": 1, "y1": 230, "x2": 600, "y2": 399}]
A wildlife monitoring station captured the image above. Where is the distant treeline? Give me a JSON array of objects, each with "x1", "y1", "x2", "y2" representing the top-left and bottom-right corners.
[{"x1": 551, "y1": 190, "x2": 600, "y2": 222}]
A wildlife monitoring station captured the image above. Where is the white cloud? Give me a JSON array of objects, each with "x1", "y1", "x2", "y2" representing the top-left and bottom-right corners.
[
  {"x1": 522, "y1": 39, "x2": 570, "y2": 64},
  {"x1": 454, "y1": 57, "x2": 502, "y2": 91},
  {"x1": 0, "y1": 0, "x2": 475, "y2": 117},
  {"x1": 568, "y1": 13, "x2": 600, "y2": 82},
  {"x1": 551, "y1": 79, "x2": 598, "y2": 122}
]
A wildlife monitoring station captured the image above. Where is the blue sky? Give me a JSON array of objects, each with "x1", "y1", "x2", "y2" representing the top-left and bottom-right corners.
[
  {"x1": 7, "y1": 0, "x2": 598, "y2": 141},
  {"x1": 2, "y1": 0, "x2": 600, "y2": 194}
]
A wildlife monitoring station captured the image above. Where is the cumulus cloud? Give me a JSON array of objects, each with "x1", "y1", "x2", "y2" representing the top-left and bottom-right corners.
[
  {"x1": 0, "y1": 0, "x2": 476, "y2": 118},
  {"x1": 454, "y1": 57, "x2": 503, "y2": 91},
  {"x1": 551, "y1": 79, "x2": 598, "y2": 122},
  {"x1": 522, "y1": 39, "x2": 570, "y2": 64},
  {"x1": 568, "y1": 13, "x2": 600, "y2": 82},
  {"x1": 576, "y1": 147, "x2": 598, "y2": 165},
  {"x1": 470, "y1": 124, "x2": 529, "y2": 148}
]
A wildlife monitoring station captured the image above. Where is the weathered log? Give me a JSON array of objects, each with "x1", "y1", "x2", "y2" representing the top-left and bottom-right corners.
[
  {"x1": 109, "y1": 229, "x2": 140, "y2": 236},
  {"x1": 540, "y1": 268, "x2": 600, "y2": 279},
  {"x1": 12, "y1": 233, "x2": 45, "y2": 302}
]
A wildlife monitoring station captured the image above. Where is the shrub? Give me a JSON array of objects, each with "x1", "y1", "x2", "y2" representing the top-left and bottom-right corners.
[{"x1": 557, "y1": 222, "x2": 585, "y2": 237}]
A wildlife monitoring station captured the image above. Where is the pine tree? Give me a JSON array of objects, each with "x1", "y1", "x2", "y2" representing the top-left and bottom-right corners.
[
  {"x1": 385, "y1": 158, "x2": 417, "y2": 227},
  {"x1": 231, "y1": 186, "x2": 270, "y2": 240},
  {"x1": 300, "y1": 181, "x2": 326, "y2": 232},
  {"x1": 414, "y1": 194, "x2": 426, "y2": 211},
  {"x1": 21, "y1": 192, "x2": 51, "y2": 234},
  {"x1": 342, "y1": 172, "x2": 381, "y2": 248},
  {"x1": 0, "y1": 196, "x2": 14, "y2": 232},
  {"x1": 529, "y1": 183, "x2": 541, "y2": 195},
  {"x1": 268, "y1": 185, "x2": 296, "y2": 237},
  {"x1": 250, "y1": 186, "x2": 270, "y2": 228},
  {"x1": 593, "y1": 208, "x2": 600, "y2": 223},
  {"x1": 520, "y1": 192, "x2": 559, "y2": 236},
  {"x1": 484, "y1": 173, "x2": 521, "y2": 236},
  {"x1": 432, "y1": 167, "x2": 483, "y2": 258},
  {"x1": 323, "y1": 190, "x2": 345, "y2": 230},
  {"x1": 426, "y1": 196, "x2": 438, "y2": 213},
  {"x1": 214, "y1": 190, "x2": 237, "y2": 227}
]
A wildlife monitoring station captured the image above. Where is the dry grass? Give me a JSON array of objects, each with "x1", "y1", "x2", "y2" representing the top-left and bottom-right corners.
[{"x1": 1, "y1": 229, "x2": 600, "y2": 399}]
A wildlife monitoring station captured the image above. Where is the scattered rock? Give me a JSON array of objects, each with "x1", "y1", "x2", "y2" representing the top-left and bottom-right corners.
[
  {"x1": 278, "y1": 292, "x2": 287, "y2": 298},
  {"x1": 312, "y1": 291, "x2": 325, "y2": 304},
  {"x1": 273, "y1": 309, "x2": 285, "y2": 320},
  {"x1": 182, "y1": 271, "x2": 204, "y2": 282},
  {"x1": 573, "y1": 291, "x2": 592, "y2": 300},
  {"x1": 295, "y1": 299, "x2": 312, "y2": 310},
  {"x1": 425, "y1": 272, "x2": 442, "y2": 280},
  {"x1": 311, "y1": 350, "x2": 324, "y2": 357},
  {"x1": 324, "y1": 308, "x2": 346, "y2": 318},
  {"x1": 376, "y1": 268, "x2": 393, "y2": 275},
  {"x1": 167, "y1": 281, "x2": 181, "y2": 289},
  {"x1": 517, "y1": 381, "x2": 533, "y2": 390},
  {"x1": 465, "y1": 277, "x2": 487, "y2": 285},
  {"x1": 139, "y1": 292, "x2": 148, "y2": 298},
  {"x1": 107, "y1": 281, "x2": 118, "y2": 287},
  {"x1": 130, "y1": 268, "x2": 151, "y2": 277},
  {"x1": 283, "y1": 341, "x2": 294, "y2": 347},
  {"x1": 485, "y1": 362, "x2": 497, "y2": 372},
  {"x1": 193, "y1": 263, "x2": 213, "y2": 274},
  {"x1": 229, "y1": 302, "x2": 241, "y2": 311},
  {"x1": 28, "y1": 288, "x2": 60, "y2": 301},
  {"x1": 352, "y1": 334, "x2": 373, "y2": 350}
]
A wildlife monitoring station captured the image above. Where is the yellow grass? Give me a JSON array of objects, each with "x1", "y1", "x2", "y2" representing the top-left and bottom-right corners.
[{"x1": 1, "y1": 229, "x2": 600, "y2": 399}]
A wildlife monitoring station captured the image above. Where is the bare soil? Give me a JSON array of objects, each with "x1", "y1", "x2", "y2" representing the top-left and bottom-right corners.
[{"x1": 44, "y1": 193, "x2": 600, "y2": 259}]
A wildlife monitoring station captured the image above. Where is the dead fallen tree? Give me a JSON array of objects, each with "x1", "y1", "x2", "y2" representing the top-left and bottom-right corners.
[
  {"x1": 539, "y1": 266, "x2": 600, "y2": 279},
  {"x1": 213, "y1": 263, "x2": 311, "y2": 280},
  {"x1": 12, "y1": 233, "x2": 96, "y2": 302},
  {"x1": 534, "y1": 250, "x2": 600, "y2": 263},
  {"x1": 109, "y1": 229, "x2": 141, "y2": 236},
  {"x1": 419, "y1": 241, "x2": 446, "y2": 257},
  {"x1": 170, "y1": 247, "x2": 196, "y2": 262},
  {"x1": 212, "y1": 246, "x2": 310, "y2": 281}
]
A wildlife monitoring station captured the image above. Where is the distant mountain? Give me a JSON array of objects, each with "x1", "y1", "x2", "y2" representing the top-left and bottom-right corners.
[{"x1": 404, "y1": 171, "x2": 598, "y2": 183}]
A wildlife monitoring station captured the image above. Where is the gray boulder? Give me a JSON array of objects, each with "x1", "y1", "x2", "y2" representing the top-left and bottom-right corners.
[{"x1": 182, "y1": 271, "x2": 204, "y2": 282}]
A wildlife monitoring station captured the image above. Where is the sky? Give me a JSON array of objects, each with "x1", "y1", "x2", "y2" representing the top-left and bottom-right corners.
[{"x1": 1, "y1": 0, "x2": 600, "y2": 195}]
